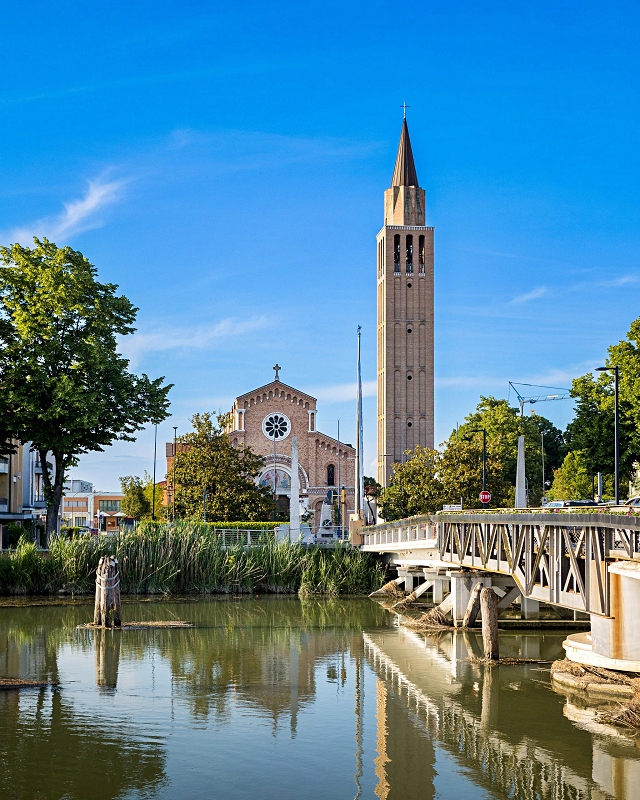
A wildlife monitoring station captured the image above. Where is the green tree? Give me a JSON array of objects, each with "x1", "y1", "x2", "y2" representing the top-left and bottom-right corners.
[
  {"x1": 456, "y1": 397, "x2": 565, "y2": 506},
  {"x1": 439, "y1": 435, "x2": 513, "y2": 508},
  {"x1": 546, "y1": 451, "x2": 599, "y2": 500},
  {"x1": 142, "y1": 473, "x2": 166, "y2": 520},
  {"x1": 0, "y1": 239, "x2": 171, "y2": 535},
  {"x1": 566, "y1": 318, "x2": 640, "y2": 492},
  {"x1": 120, "y1": 476, "x2": 151, "y2": 520},
  {"x1": 172, "y1": 412, "x2": 272, "y2": 521},
  {"x1": 378, "y1": 448, "x2": 443, "y2": 521}
]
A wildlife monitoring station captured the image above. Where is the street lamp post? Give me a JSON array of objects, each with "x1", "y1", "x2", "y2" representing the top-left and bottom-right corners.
[
  {"x1": 152, "y1": 423, "x2": 158, "y2": 521},
  {"x1": 541, "y1": 431, "x2": 545, "y2": 502},
  {"x1": 596, "y1": 366, "x2": 620, "y2": 504},
  {"x1": 467, "y1": 428, "x2": 487, "y2": 498},
  {"x1": 172, "y1": 426, "x2": 178, "y2": 521}
]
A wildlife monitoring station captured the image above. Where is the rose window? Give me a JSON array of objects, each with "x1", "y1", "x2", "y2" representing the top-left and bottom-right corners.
[{"x1": 262, "y1": 413, "x2": 291, "y2": 441}]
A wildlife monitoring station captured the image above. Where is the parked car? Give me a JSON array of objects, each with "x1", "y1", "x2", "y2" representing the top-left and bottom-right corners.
[
  {"x1": 544, "y1": 500, "x2": 601, "y2": 508},
  {"x1": 624, "y1": 497, "x2": 640, "y2": 507}
]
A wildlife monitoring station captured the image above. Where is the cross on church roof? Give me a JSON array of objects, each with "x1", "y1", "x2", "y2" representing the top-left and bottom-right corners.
[
  {"x1": 273, "y1": 364, "x2": 281, "y2": 381},
  {"x1": 401, "y1": 102, "x2": 410, "y2": 119}
]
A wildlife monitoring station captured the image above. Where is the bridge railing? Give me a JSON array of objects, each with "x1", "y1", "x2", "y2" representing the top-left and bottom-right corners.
[{"x1": 361, "y1": 516, "x2": 435, "y2": 548}]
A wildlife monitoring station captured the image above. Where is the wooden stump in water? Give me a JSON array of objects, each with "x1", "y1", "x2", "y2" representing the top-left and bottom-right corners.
[
  {"x1": 93, "y1": 555, "x2": 121, "y2": 628},
  {"x1": 480, "y1": 587, "x2": 499, "y2": 660},
  {"x1": 462, "y1": 581, "x2": 484, "y2": 628}
]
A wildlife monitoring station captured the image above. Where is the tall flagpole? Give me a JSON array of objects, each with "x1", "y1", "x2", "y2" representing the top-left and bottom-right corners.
[{"x1": 355, "y1": 326, "x2": 364, "y2": 517}]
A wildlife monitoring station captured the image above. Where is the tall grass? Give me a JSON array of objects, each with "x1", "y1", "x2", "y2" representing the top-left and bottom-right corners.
[{"x1": 0, "y1": 524, "x2": 386, "y2": 596}]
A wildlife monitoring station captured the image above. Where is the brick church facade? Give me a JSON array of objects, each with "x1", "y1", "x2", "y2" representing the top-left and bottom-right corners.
[{"x1": 226, "y1": 373, "x2": 355, "y2": 529}]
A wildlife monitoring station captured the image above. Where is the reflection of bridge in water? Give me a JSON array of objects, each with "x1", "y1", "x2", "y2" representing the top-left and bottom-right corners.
[{"x1": 363, "y1": 626, "x2": 640, "y2": 800}]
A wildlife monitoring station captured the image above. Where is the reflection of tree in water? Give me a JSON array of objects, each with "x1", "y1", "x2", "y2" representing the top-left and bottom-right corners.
[
  {"x1": 0, "y1": 604, "x2": 166, "y2": 800},
  {"x1": 149, "y1": 598, "x2": 390, "y2": 726}
]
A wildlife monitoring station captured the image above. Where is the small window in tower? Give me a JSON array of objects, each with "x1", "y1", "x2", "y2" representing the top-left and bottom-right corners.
[
  {"x1": 407, "y1": 421, "x2": 413, "y2": 428},
  {"x1": 419, "y1": 235, "x2": 425, "y2": 274},
  {"x1": 407, "y1": 327, "x2": 413, "y2": 334},
  {"x1": 405, "y1": 235, "x2": 413, "y2": 275},
  {"x1": 407, "y1": 374, "x2": 413, "y2": 381},
  {"x1": 327, "y1": 465, "x2": 335, "y2": 486},
  {"x1": 394, "y1": 235, "x2": 400, "y2": 273},
  {"x1": 407, "y1": 282, "x2": 412, "y2": 288}
]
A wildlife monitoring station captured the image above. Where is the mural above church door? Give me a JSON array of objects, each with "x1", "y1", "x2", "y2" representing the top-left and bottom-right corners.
[{"x1": 259, "y1": 468, "x2": 291, "y2": 492}]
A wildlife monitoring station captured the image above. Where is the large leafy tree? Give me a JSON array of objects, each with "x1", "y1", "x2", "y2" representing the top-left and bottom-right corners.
[
  {"x1": 172, "y1": 412, "x2": 272, "y2": 521},
  {"x1": 0, "y1": 239, "x2": 171, "y2": 535},
  {"x1": 120, "y1": 476, "x2": 151, "y2": 520},
  {"x1": 378, "y1": 397, "x2": 565, "y2": 520},
  {"x1": 566, "y1": 317, "x2": 640, "y2": 491},
  {"x1": 378, "y1": 448, "x2": 443, "y2": 521},
  {"x1": 458, "y1": 396, "x2": 565, "y2": 504}
]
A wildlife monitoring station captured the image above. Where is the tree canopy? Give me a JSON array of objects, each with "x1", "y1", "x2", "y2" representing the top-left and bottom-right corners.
[
  {"x1": 566, "y1": 317, "x2": 640, "y2": 491},
  {"x1": 0, "y1": 239, "x2": 172, "y2": 534},
  {"x1": 378, "y1": 398, "x2": 564, "y2": 521},
  {"x1": 120, "y1": 476, "x2": 151, "y2": 520},
  {"x1": 172, "y1": 412, "x2": 272, "y2": 521}
]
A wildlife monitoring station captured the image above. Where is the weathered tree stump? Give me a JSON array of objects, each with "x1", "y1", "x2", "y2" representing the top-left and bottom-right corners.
[
  {"x1": 93, "y1": 555, "x2": 121, "y2": 628},
  {"x1": 463, "y1": 581, "x2": 484, "y2": 628},
  {"x1": 480, "y1": 587, "x2": 499, "y2": 660}
]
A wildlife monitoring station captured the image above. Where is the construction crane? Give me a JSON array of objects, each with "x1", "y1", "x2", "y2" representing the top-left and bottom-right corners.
[{"x1": 508, "y1": 382, "x2": 572, "y2": 416}]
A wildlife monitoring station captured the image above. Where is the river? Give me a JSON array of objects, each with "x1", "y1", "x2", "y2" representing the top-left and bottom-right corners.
[{"x1": 0, "y1": 597, "x2": 637, "y2": 799}]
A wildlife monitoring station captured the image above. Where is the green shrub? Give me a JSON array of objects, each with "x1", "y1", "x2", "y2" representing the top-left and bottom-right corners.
[{"x1": 0, "y1": 522, "x2": 386, "y2": 596}]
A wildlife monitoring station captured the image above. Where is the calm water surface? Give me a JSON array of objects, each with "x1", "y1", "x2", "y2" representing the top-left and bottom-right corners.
[{"x1": 0, "y1": 597, "x2": 637, "y2": 799}]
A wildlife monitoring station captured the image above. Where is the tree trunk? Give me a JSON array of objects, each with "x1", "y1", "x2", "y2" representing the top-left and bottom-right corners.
[
  {"x1": 44, "y1": 453, "x2": 65, "y2": 541},
  {"x1": 481, "y1": 587, "x2": 499, "y2": 661},
  {"x1": 463, "y1": 581, "x2": 484, "y2": 628}
]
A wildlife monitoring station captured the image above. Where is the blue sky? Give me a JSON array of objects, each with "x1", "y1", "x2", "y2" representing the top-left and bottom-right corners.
[{"x1": 2, "y1": 1, "x2": 639, "y2": 489}]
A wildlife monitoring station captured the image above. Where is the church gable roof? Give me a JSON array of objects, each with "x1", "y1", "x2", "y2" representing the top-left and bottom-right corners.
[{"x1": 234, "y1": 380, "x2": 317, "y2": 406}]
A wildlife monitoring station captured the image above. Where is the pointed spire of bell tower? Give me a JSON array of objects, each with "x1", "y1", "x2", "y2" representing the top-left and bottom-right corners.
[
  {"x1": 383, "y1": 114, "x2": 425, "y2": 226},
  {"x1": 391, "y1": 118, "x2": 419, "y2": 188}
]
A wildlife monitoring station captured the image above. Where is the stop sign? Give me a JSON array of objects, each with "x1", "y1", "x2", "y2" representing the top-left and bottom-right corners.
[{"x1": 479, "y1": 490, "x2": 491, "y2": 504}]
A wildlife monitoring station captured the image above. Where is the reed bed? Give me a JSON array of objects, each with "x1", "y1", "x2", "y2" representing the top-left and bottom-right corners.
[{"x1": 0, "y1": 523, "x2": 386, "y2": 596}]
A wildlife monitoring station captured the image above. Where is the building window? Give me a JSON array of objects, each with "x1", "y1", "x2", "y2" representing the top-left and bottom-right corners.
[
  {"x1": 74, "y1": 517, "x2": 87, "y2": 527},
  {"x1": 99, "y1": 499, "x2": 121, "y2": 512},
  {"x1": 327, "y1": 465, "x2": 335, "y2": 486},
  {"x1": 419, "y1": 235, "x2": 425, "y2": 274},
  {"x1": 0, "y1": 458, "x2": 7, "y2": 474},
  {"x1": 393, "y1": 235, "x2": 401, "y2": 273},
  {"x1": 405, "y1": 235, "x2": 413, "y2": 274}
]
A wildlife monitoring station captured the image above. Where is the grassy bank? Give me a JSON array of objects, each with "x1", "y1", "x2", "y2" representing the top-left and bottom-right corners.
[{"x1": 0, "y1": 523, "x2": 386, "y2": 596}]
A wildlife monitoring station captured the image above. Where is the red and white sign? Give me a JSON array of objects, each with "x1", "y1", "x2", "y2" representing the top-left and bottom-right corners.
[{"x1": 479, "y1": 490, "x2": 491, "y2": 504}]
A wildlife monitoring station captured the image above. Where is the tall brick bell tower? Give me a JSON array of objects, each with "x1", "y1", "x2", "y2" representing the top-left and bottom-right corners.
[{"x1": 377, "y1": 117, "x2": 434, "y2": 487}]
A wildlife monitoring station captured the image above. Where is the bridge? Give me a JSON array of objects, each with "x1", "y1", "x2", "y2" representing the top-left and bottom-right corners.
[{"x1": 360, "y1": 510, "x2": 640, "y2": 670}]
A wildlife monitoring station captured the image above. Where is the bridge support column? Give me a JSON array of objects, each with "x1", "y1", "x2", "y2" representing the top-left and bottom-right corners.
[
  {"x1": 521, "y1": 597, "x2": 539, "y2": 621},
  {"x1": 450, "y1": 573, "x2": 492, "y2": 627}
]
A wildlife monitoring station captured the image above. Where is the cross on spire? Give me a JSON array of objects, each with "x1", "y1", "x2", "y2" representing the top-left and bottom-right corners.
[
  {"x1": 401, "y1": 102, "x2": 410, "y2": 119},
  {"x1": 273, "y1": 364, "x2": 281, "y2": 381}
]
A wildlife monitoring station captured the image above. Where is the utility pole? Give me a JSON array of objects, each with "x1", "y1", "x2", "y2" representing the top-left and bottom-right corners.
[
  {"x1": 152, "y1": 423, "x2": 158, "y2": 521},
  {"x1": 337, "y1": 420, "x2": 341, "y2": 532},
  {"x1": 355, "y1": 325, "x2": 364, "y2": 518},
  {"x1": 541, "y1": 430, "x2": 545, "y2": 502},
  {"x1": 596, "y1": 365, "x2": 620, "y2": 504},
  {"x1": 467, "y1": 428, "x2": 487, "y2": 498},
  {"x1": 172, "y1": 426, "x2": 177, "y2": 522}
]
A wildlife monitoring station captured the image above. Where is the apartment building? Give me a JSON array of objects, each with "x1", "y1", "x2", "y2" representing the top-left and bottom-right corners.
[
  {"x1": 61, "y1": 481, "x2": 126, "y2": 531},
  {"x1": 0, "y1": 442, "x2": 48, "y2": 524}
]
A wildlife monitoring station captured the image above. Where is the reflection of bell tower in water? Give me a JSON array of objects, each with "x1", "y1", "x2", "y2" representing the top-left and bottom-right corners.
[{"x1": 377, "y1": 117, "x2": 434, "y2": 486}]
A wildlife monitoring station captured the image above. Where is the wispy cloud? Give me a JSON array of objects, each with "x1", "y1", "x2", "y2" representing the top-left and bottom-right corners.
[
  {"x1": 510, "y1": 286, "x2": 547, "y2": 304},
  {"x1": 598, "y1": 274, "x2": 640, "y2": 287},
  {"x1": 119, "y1": 316, "x2": 270, "y2": 366},
  {"x1": 6, "y1": 175, "x2": 128, "y2": 243},
  {"x1": 308, "y1": 380, "x2": 377, "y2": 403}
]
